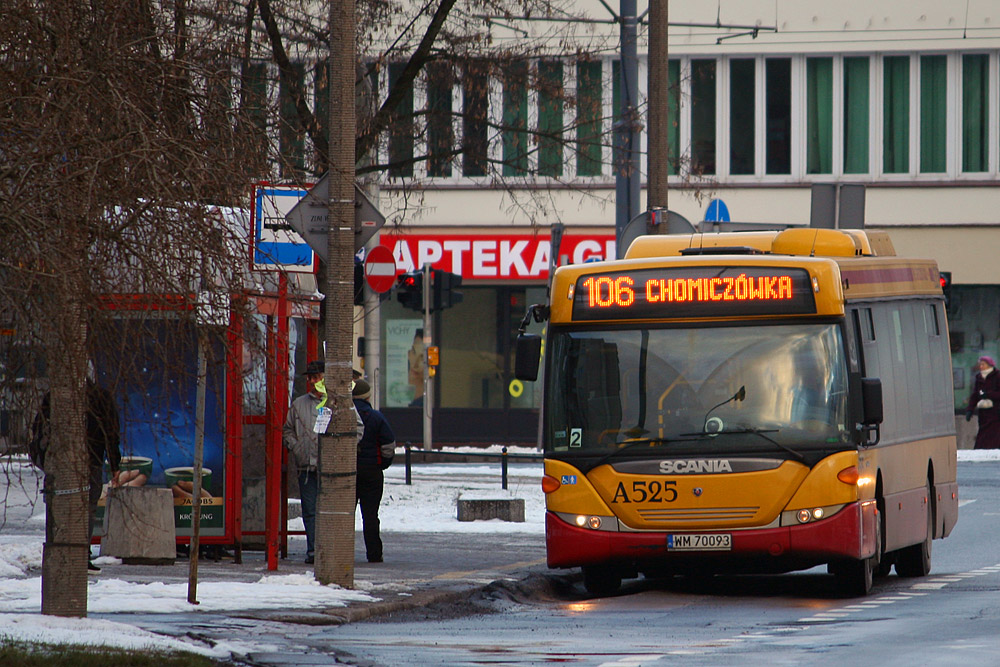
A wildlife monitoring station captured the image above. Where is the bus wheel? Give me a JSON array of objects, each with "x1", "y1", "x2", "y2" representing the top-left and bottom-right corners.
[
  {"x1": 896, "y1": 481, "x2": 933, "y2": 578},
  {"x1": 874, "y1": 499, "x2": 893, "y2": 578},
  {"x1": 583, "y1": 565, "x2": 622, "y2": 597}
]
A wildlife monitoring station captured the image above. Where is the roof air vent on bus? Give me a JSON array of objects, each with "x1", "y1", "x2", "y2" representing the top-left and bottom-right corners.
[{"x1": 678, "y1": 246, "x2": 765, "y2": 256}]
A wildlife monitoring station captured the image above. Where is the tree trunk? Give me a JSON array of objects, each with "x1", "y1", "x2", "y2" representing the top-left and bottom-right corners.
[
  {"x1": 316, "y1": 0, "x2": 357, "y2": 588},
  {"x1": 41, "y1": 267, "x2": 90, "y2": 617}
]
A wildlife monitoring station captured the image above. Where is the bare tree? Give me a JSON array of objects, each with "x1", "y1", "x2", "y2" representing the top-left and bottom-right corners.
[{"x1": 0, "y1": 0, "x2": 262, "y2": 616}]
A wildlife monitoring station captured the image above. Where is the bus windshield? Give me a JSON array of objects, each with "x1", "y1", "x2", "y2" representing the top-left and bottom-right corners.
[{"x1": 546, "y1": 323, "x2": 850, "y2": 454}]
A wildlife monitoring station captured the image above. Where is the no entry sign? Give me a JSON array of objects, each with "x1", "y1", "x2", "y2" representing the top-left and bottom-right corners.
[{"x1": 365, "y1": 245, "x2": 397, "y2": 293}]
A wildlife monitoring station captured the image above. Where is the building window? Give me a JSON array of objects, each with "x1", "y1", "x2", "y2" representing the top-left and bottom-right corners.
[
  {"x1": 883, "y1": 55, "x2": 910, "y2": 174},
  {"x1": 920, "y1": 55, "x2": 947, "y2": 173},
  {"x1": 667, "y1": 59, "x2": 680, "y2": 175},
  {"x1": 538, "y1": 60, "x2": 563, "y2": 177},
  {"x1": 691, "y1": 59, "x2": 716, "y2": 175},
  {"x1": 843, "y1": 56, "x2": 870, "y2": 174},
  {"x1": 245, "y1": 62, "x2": 269, "y2": 133},
  {"x1": 502, "y1": 60, "x2": 529, "y2": 176},
  {"x1": 729, "y1": 58, "x2": 755, "y2": 175},
  {"x1": 962, "y1": 54, "x2": 989, "y2": 173},
  {"x1": 278, "y1": 62, "x2": 305, "y2": 178},
  {"x1": 765, "y1": 58, "x2": 791, "y2": 175},
  {"x1": 806, "y1": 57, "x2": 833, "y2": 174},
  {"x1": 388, "y1": 62, "x2": 414, "y2": 178},
  {"x1": 462, "y1": 61, "x2": 489, "y2": 177},
  {"x1": 313, "y1": 63, "x2": 329, "y2": 170},
  {"x1": 427, "y1": 63, "x2": 454, "y2": 177},
  {"x1": 576, "y1": 60, "x2": 603, "y2": 177}
]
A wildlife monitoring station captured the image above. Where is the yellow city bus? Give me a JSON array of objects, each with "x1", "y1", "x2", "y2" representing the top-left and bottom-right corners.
[{"x1": 515, "y1": 228, "x2": 958, "y2": 596}]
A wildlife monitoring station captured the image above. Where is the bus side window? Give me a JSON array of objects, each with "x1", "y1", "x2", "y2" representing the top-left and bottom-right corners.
[{"x1": 847, "y1": 309, "x2": 863, "y2": 373}]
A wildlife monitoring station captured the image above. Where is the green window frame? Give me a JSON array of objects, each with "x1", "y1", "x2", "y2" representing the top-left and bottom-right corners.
[
  {"x1": 962, "y1": 54, "x2": 989, "y2": 172},
  {"x1": 245, "y1": 62, "x2": 269, "y2": 134},
  {"x1": 576, "y1": 60, "x2": 603, "y2": 177},
  {"x1": 427, "y1": 63, "x2": 454, "y2": 178},
  {"x1": 538, "y1": 60, "x2": 563, "y2": 177},
  {"x1": 691, "y1": 59, "x2": 716, "y2": 175},
  {"x1": 502, "y1": 60, "x2": 529, "y2": 176},
  {"x1": 313, "y1": 63, "x2": 329, "y2": 169},
  {"x1": 920, "y1": 55, "x2": 947, "y2": 173},
  {"x1": 729, "y1": 58, "x2": 755, "y2": 175},
  {"x1": 806, "y1": 58, "x2": 833, "y2": 174},
  {"x1": 765, "y1": 58, "x2": 791, "y2": 175},
  {"x1": 462, "y1": 61, "x2": 489, "y2": 177},
  {"x1": 388, "y1": 62, "x2": 414, "y2": 178},
  {"x1": 279, "y1": 62, "x2": 306, "y2": 178},
  {"x1": 843, "y1": 57, "x2": 870, "y2": 174},
  {"x1": 667, "y1": 59, "x2": 680, "y2": 176},
  {"x1": 883, "y1": 55, "x2": 910, "y2": 174}
]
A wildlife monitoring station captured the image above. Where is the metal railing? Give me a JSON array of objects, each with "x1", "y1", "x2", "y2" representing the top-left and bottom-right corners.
[{"x1": 401, "y1": 444, "x2": 543, "y2": 489}]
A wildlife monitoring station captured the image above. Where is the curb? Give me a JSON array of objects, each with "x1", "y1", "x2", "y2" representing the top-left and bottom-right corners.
[
  {"x1": 249, "y1": 569, "x2": 570, "y2": 628},
  {"x1": 323, "y1": 587, "x2": 472, "y2": 624}
]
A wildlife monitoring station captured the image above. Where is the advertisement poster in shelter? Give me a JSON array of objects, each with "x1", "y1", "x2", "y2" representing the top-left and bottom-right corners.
[
  {"x1": 385, "y1": 319, "x2": 423, "y2": 407},
  {"x1": 95, "y1": 319, "x2": 226, "y2": 537}
]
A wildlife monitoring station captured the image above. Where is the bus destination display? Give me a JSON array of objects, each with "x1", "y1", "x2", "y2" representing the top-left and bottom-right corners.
[{"x1": 572, "y1": 266, "x2": 817, "y2": 320}]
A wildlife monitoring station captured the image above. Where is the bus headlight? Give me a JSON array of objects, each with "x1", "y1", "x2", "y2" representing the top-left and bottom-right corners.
[
  {"x1": 784, "y1": 504, "x2": 843, "y2": 526},
  {"x1": 571, "y1": 514, "x2": 607, "y2": 530}
]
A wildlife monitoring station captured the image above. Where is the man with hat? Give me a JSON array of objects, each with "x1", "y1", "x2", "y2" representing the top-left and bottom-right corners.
[
  {"x1": 352, "y1": 378, "x2": 395, "y2": 563},
  {"x1": 966, "y1": 355, "x2": 1000, "y2": 449},
  {"x1": 283, "y1": 359, "x2": 363, "y2": 564}
]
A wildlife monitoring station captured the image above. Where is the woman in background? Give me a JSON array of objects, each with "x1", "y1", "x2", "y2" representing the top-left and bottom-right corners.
[{"x1": 966, "y1": 356, "x2": 1000, "y2": 449}]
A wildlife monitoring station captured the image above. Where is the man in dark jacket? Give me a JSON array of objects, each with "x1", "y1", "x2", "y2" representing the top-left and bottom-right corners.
[{"x1": 351, "y1": 379, "x2": 395, "y2": 563}]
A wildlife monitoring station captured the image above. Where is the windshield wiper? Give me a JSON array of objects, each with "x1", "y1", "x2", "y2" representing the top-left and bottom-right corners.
[
  {"x1": 589, "y1": 437, "x2": 688, "y2": 469},
  {"x1": 719, "y1": 427, "x2": 805, "y2": 461}
]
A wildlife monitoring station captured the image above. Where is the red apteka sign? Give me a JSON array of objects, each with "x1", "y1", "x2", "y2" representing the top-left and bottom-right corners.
[{"x1": 379, "y1": 234, "x2": 616, "y2": 280}]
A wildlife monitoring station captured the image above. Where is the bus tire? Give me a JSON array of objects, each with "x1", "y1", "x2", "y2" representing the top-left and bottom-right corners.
[
  {"x1": 874, "y1": 498, "x2": 893, "y2": 578},
  {"x1": 896, "y1": 480, "x2": 933, "y2": 578},
  {"x1": 583, "y1": 565, "x2": 622, "y2": 597}
]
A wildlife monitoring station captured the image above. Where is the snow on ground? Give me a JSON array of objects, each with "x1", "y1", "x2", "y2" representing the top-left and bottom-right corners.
[
  {"x1": 0, "y1": 451, "x2": 543, "y2": 654},
  {"x1": 0, "y1": 447, "x2": 995, "y2": 655}
]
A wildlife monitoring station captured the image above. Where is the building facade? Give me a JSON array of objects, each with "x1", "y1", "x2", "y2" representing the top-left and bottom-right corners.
[
  {"x1": 352, "y1": 1, "x2": 1000, "y2": 446},
  {"x1": 240, "y1": 2, "x2": 999, "y2": 446}
]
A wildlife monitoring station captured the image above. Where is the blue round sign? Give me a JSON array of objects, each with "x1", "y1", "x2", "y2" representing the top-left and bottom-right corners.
[{"x1": 704, "y1": 199, "x2": 731, "y2": 223}]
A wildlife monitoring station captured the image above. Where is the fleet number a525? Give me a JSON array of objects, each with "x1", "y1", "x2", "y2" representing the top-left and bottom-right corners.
[{"x1": 611, "y1": 480, "x2": 678, "y2": 504}]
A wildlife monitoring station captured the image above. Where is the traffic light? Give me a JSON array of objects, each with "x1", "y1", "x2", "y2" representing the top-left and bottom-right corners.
[
  {"x1": 432, "y1": 269, "x2": 463, "y2": 311},
  {"x1": 396, "y1": 270, "x2": 424, "y2": 311},
  {"x1": 939, "y1": 270, "x2": 952, "y2": 312},
  {"x1": 353, "y1": 257, "x2": 365, "y2": 306}
]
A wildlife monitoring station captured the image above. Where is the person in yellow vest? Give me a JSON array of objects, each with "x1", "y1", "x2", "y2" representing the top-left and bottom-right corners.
[{"x1": 283, "y1": 360, "x2": 362, "y2": 564}]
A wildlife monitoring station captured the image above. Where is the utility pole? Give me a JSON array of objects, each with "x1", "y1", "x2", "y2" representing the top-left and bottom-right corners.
[
  {"x1": 421, "y1": 263, "x2": 433, "y2": 449},
  {"x1": 614, "y1": 0, "x2": 641, "y2": 258},
  {"x1": 317, "y1": 0, "x2": 356, "y2": 588},
  {"x1": 646, "y1": 0, "x2": 668, "y2": 221}
]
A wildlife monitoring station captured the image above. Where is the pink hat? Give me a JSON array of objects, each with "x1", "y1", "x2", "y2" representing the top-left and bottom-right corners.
[{"x1": 980, "y1": 356, "x2": 996, "y2": 368}]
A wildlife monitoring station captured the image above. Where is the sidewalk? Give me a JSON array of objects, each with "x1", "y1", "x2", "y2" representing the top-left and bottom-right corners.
[{"x1": 88, "y1": 528, "x2": 550, "y2": 626}]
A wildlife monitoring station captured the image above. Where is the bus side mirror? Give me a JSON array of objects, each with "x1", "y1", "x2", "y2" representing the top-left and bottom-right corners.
[
  {"x1": 861, "y1": 378, "x2": 883, "y2": 425},
  {"x1": 514, "y1": 334, "x2": 542, "y2": 381}
]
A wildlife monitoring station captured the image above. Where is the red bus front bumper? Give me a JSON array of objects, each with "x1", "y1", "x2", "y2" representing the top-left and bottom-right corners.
[{"x1": 546, "y1": 500, "x2": 877, "y2": 571}]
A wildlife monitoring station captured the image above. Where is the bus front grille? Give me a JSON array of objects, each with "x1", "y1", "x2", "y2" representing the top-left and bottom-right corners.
[{"x1": 636, "y1": 507, "x2": 759, "y2": 522}]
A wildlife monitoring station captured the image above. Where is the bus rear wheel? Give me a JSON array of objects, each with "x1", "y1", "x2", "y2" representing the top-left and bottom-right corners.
[
  {"x1": 896, "y1": 481, "x2": 933, "y2": 578},
  {"x1": 583, "y1": 565, "x2": 622, "y2": 597}
]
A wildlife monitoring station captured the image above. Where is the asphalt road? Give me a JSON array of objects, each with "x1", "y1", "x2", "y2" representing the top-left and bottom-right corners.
[{"x1": 307, "y1": 460, "x2": 1000, "y2": 667}]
